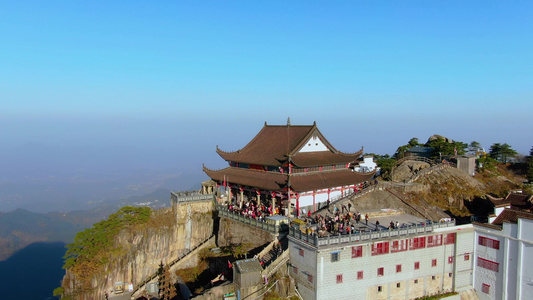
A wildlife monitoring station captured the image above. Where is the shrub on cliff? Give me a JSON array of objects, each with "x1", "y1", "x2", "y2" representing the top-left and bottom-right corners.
[{"x1": 62, "y1": 206, "x2": 151, "y2": 273}]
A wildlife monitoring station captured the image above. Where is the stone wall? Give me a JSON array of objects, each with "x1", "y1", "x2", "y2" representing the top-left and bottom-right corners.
[{"x1": 217, "y1": 217, "x2": 274, "y2": 250}]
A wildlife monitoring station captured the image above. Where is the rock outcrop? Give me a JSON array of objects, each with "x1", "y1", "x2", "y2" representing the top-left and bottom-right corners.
[{"x1": 62, "y1": 201, "x2": 215, "y2": 300}]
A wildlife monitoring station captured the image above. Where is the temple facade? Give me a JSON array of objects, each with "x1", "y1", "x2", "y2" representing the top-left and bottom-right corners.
[{"x1": 203, "y1": 121, "x2": 376, "y2": 216}]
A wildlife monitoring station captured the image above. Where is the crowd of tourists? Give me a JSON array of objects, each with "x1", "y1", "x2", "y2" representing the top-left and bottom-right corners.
[{"x1": 225, "y1": 199, "x2": 278, "y2": 221}]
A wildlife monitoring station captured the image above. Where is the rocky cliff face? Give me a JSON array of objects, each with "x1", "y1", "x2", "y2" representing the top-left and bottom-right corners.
[{"x1": 61, "y1": 201, "x2": 215, "y2": 300}]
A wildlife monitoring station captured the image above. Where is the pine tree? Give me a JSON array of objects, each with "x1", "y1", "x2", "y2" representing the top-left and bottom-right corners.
[{"x1": 527, "y1": 146, "x2": 533, "y2": 183}]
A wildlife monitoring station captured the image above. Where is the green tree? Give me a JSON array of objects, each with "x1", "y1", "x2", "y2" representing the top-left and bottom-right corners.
[
  {"x1": 394, "y1": 137, "x2": 421, "y2": 159},
  {"x1": 376, "y1": 157, "x2": 396, "y2": 180},
  {"x1": 63, "y1": 206, "x2": 151, "y2": 270},
  {"x1": 527, "y1": 146, "x2": 533, "y2": 183},
  {"x1": 489, "y1": 143, "x2": 518, "y2": 163},
  {"x1": 408, "y1": 138, "x2": 421, "y2": 147},
  {"x1": 426, "y1": 138, "x2": 467, "y2": 158},
  {"x1": 469, "y1": 141, "x2": 482, "y2": 153}
]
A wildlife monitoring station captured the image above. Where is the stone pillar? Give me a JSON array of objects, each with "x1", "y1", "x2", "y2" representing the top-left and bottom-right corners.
[
  {"x1": 256, "y1": 192, "x2": 260, "y2": 204},
  {"x1": 271, "y1": 196, "x2": 275, "y2": 216},
  {"x1": 240, "y1": 189, "x2": 244, "y2": 208}
]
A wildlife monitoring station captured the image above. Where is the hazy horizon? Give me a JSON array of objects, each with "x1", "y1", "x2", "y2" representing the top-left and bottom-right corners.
[{"x1": 1, "y1": 1, "x2": 532, "y2": 213}]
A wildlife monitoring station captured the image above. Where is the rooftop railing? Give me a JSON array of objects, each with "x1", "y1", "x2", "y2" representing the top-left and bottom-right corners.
[{"x1": 289, "y1": 219, "x2": 456, "y2": 248}]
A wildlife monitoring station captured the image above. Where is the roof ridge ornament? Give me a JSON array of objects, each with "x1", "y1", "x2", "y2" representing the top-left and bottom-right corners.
[{"x1": 287, "y1": 117, "x2": 291, "y2": 126}]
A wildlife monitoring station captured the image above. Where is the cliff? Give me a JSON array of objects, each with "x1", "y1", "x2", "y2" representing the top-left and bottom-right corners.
[{"x1": 61, "y1": 201, "x2": 215, "y2": 300}]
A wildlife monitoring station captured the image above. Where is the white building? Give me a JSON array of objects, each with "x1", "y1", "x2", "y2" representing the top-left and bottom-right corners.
[
  {"x1": 288, "y1": 218, "x2": 475, "y2": 300},
  {"x1": 473, "y1": 209, "x2": 533, "y2": 300}
]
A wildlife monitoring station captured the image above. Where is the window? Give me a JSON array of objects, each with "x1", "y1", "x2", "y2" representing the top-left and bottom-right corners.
[
  {"x1": 292, "y1": 266, "x2": 298, "y2": 274},
  {"x1": 331, "y1": 252, "x2": 340, "y2": 262},
  {"x1": 336, "y1": 274, "x2": 343, "y2": 284},
  {"x1": 448, "y1": 256, "x2": 454, "y2": 264},
  {"x1": 308, "y1": 274, "x2": 313, "y2": 283},
  {"x1": 371, "y1": 242, "x2": 390, "y2": 256},
  {"x1": 444, "y1": 233, "x2": 456, "y2": 245},
  {"x1": 432, "y1": 276, "x2": 436, "y2": 280},
  {"x1": 397, "y1": 283, "x2": 401, "y2": 288},
  {"x1": 477, "y1": 257, "x2": 499, "y2": 272},
  {"x1": 352, "y1": 245, "x2": 363, "y2": 258},
  {"x1": 478, "y1": 236, "x2": 500, "y2": 250},
  {"x1": 396, "y1": 264, "x2": 402, "y2": 273},
  {"x1": 414, "y1": 279, "x2": 419, "y2": 284},
  {"x1": 449, "y1": 273, "x2": 452, "y2": 277},
  {"x1": 391, "y1": 239, "x2": 408, "y2": 253},
  {"x1": 414, "y1": 261, "x2": 420, "y2": 270},
  {"x1": 409, "y1": 237, "x2": 426, "y2": 250},
  {"x1": 482, "y1": 283, "x2": 490, "y2": 294},
  {"x1": 377, "y1": 267, "x2": 384, "y2": 276},
  {"x1": 378, "y1": 286, "x2": 382, "y2": 292},
  {"x1": 299, "y1": 248, "x2": 304, "y2": 257},
  {"x1": 432, "y1": 259, "x2": 437, "y2": 267},
  {"x1": 465, "y1": 254, "x2": 470, "y2": 261},
  {"x1": 357, "y1": 271, "x2": 363, "y2": 280},
  {"x1": 427, "y1": 234, "x2": 443, "y2": 247}
]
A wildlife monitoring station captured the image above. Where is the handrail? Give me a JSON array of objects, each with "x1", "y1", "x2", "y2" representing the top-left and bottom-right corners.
[
  {"x1": 261, "y1": 249, "x2": 290, "y2": 278},
  {"x1": 131, "y1": 234, "x2": 215, "y2": 296}
]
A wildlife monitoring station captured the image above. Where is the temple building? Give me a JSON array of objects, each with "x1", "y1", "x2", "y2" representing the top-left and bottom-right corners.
[{"x1": 203, "y1": 121, "x2": 376, "y2": 216}]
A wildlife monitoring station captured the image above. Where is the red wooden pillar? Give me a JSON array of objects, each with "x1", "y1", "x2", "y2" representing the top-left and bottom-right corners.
[
  {"x1": 296, "y1": 193, "x2": 300, "y2": 217},
  {"x1": 313, "y1": 190, "x2": 316, "y2": 212}
]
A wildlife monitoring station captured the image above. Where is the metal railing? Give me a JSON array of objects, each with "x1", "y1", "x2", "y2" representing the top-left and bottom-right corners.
[{"x1": 288, "y1": 219, "x2": 456, "y2": 248}]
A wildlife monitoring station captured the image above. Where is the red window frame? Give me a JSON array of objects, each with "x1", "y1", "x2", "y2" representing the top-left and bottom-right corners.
[
  {"x1": 357, "y1": 271, "x2": 364, "y2": 280},
  {"x1": 352, "y1": 245, "x2": 363, "y2": 258},
  {"x1": 414, "y1": 261, "x2": 420, "y2": 270},
  {"x1": 448, "y1": 256, "x2": 454, "y2": 264},
  {"x1": 410, "y1": 237, "x2": 426, "y2": 250},
  {"x1": 308, "y1": 274, "x2": 313, "y2": 283},
  {"x1": 432, "y1": 259, "x2": 437, "y2": 267},
  {"x1": 427, "y1": 234, "x2": 443, "y2": 247},
  {"x1": 444, "y1": 233, "x2": 456, "y2": 245},
  {"x1": 293, "y1": 266, "x2": 298, "y2": 274},
  {"x1": 478, "y1": 236, "x2": 500, "y2": 249},
  {"x1": 372, "y1": 242, "x2": 390, "y2": 256},
  {"x1": 465, "y1": 254, "x2": 470, "y2": 261},
  {"x1": 477, "y1": 257, "x2": 499, "y2": 272},
  {"x1": 391, "y1": 239, "x2": 408, "y2": 253},
  {"x1": 336, "y1": 274, "x2": 343, "y2": 284},
  {"x1": 299, "y1": 248, "x2": 304, "y2": 257},
  {"x1": 377, "y1": 267, "x2": 384, "y2": 276},
  {"x1": 396, "y1": 264, "x2": 402, "y2": 273},
  {"x1": 482, "y1": 283, "x2": 490, "y2": 294}
]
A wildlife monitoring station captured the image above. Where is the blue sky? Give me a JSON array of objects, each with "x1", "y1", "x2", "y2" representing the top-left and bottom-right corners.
[{"x1": 1, "y1": 1, "x2": 532, "y2": 211}]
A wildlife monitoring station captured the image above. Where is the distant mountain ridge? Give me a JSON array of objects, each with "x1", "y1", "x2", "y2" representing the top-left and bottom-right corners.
[{"x1": 0, "y1": 188, "x2": 172, "y2": 261}]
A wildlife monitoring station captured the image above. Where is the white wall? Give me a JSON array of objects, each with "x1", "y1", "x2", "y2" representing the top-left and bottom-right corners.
[{"x1": 299, "y1": 136, "x2": 329, "y2": 153}]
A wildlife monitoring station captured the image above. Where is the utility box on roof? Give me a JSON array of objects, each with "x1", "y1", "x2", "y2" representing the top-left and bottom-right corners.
[
  {"x1": 233, "y1": 258, "x2": 263, "y2": 300},
  {"x1": 266, "y1": 215, "x2": 289, "y2": 233}
]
